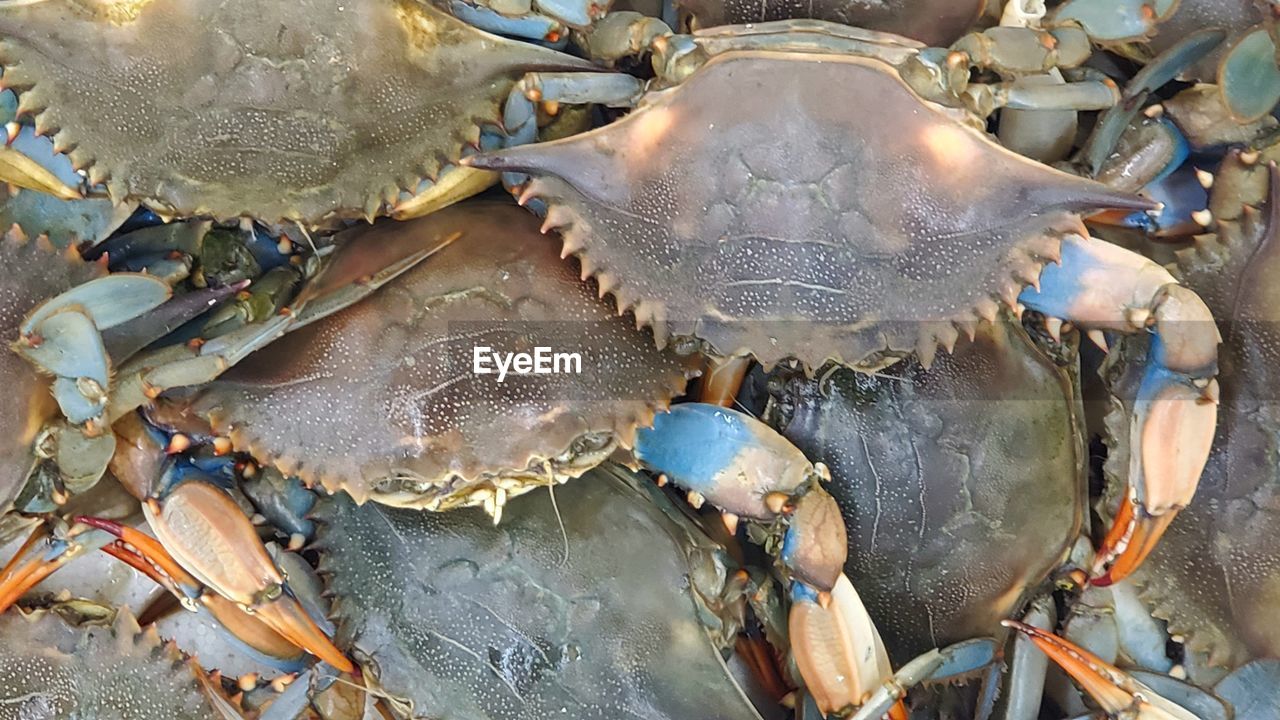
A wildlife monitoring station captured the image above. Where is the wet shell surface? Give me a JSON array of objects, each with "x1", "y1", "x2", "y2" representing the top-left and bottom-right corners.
[
  {"x1": 314, "y1": 462, "x2": 763, "y2": 720},
  {"x1": 470, "y1": 51, "x2": 1152, "y2": 370},
  {"x1": 0, "y1": 605, "x2": 233, "y2": 719},
  {"x1": 0, "y1": 0, "x2": 586, "y2": 223},
  {"x1": 196, "y1": 201, "x2": 698, "y2": 507},
  {"x1": 771, "y1": 317, "x2": 1083, "y2": 662}
]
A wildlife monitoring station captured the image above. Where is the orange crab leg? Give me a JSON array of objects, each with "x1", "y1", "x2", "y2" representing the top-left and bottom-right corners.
[
  {"x1": 102, "y1": 539, "x2": 309, "y2": 665},
  {"x1": 1002, "y1": 620, "x2": 1198, "y2": 719}
]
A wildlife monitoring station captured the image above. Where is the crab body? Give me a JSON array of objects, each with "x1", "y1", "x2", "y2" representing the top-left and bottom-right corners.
[
  {"x1": 313, "y1": 462, "x2": 765, "y2": 720},
  {"x1": 191, "y1": 201, "x2": 698, "y2": 515},
  {"x1": 470, "y1": 39, "x2": 1153, "y2": 370},
  {"x1": 0, "y1": 0, "x2": 590, "y2": 223}
]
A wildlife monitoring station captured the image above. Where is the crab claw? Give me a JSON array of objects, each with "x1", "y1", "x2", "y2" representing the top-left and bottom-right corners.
[
  {"x1": 791, "y1": 575, "x2": 901, "y2": 718},
  {"x1": 1019, "y1": 234, "x2": 1219, "y2": 584},
  {"x1": 1002, "y1": 620, "x2": 1200, "y2": 720},
  {"x1": 88, "y1": 481, "x2": 353, "y2": 673},
  {"x1": 0, "y1": 523, "x2": 111, "y2": 613},
  {"x1": 93, "y1": 525, "x2": 309, "y2": 671},
  {"x1": 634, "y1": 403, "x2": 826, "y2": 521}
]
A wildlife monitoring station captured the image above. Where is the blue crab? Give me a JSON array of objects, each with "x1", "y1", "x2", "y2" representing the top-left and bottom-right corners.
[
  {"x1": 466, "y1": 20, "x2": 1221, "y2": 591},
  {"x1": 185, "y1": 200, "x2": 699, "y2": 516},
  {"x1": 312, "y1": 462, "x2": 770, "y2": 719},
  {"x1": 765, "y1": 315, "x2": 1086, "y2": 667},
  {"x1": 0, "y1": 200, "x2": 698, "y2": 684},
  {"x1": 0, "y1": 0, "x2": 593, "y2": 224}
]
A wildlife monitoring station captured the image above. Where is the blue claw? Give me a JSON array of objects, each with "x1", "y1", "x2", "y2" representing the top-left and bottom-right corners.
[{"x1": 635, "y1": 403, "x2": 822, "y2": 519}]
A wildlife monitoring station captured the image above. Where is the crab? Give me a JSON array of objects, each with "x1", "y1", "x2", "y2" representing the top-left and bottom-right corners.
[
  {"x1": 763, "y1": 314, "x2": 1086, "y2": 668},
  {"x1": 0, "y1": 600, "x2": 242, "y2": 719},
  {"x1": 312, "y1": 462, "x2": 772, "y2": 719},
  {"x1": 465, "y1": 20, "x2": 1220, "y2": 594},
  {"x1": 0, "y1": 0, "x2": 595, "y2": 225},
  {"x1": 175, "y1": 199, "x2": 700, "y2": 517},
  {"x1": 0, "y1": 199, "x2": 702, "y2": 689}
]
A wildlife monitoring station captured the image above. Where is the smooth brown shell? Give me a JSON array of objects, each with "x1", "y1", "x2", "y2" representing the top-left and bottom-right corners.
[{"x1": 196, "y1": 201, "x2": 698, "y2": 506}]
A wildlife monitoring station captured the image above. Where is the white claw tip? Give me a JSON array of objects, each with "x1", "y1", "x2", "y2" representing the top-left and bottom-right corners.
[{"x1": 1191, "y1": 209, "x2": 1213, "y2": 227}]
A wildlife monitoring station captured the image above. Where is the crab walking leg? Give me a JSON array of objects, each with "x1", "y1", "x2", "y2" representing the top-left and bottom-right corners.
[
  {"x1": 843, "y1": 638, "x2": 998, "y2": 720},
  {"x1": 700, "y1": 356, "x2": 752, "y2": 407},
  {"x1": 1018, "y1": 234, "x2": 1219, "y2": 585},
  {"x1": 635, "y1": 403, "x2": 903, "y2": 717},
  {"x1": 1002, "y1": 620, "x2": 1200, "y2": 720},
  {"x1": 0, "y1": 122, "x2": 84, "y2": 200},
  {"x1": 102, "y1": 228, "x2": 453, "y2": 425},
  {"x1": 495, "y1": 71, "x2": 644, "y2": 192}
]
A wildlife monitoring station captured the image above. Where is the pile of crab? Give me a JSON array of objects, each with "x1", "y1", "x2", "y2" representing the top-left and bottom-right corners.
[{"x1": 0, "y1": 0, "x2": 1277, "y2": 718}]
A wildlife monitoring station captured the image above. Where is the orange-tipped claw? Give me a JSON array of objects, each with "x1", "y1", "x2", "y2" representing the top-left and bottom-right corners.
[
  {"x1": 1090, "y1": 497, "x2": 1177, "y2": 587},
  {"x1": 0, "y1": 525, "x2": 82, "y2": 613},
  {"x1": 86, "y1": 497, "x2": 355, "y2": 674},
  {"x1": 1001, "y1": 620, "x2": 1198, "y2": 719},
  {"x1": 251, "y1": 596, "x2": 354, "y2": 673},
  {"x1": 102, "y1": 539, "x2": 311, "y2": 666},
  {"x1": 145, "y1": 483, "x2": 354, "y2": 674},
  {"x1": 80, "y1": 516, "x2": 203, "y2": 592}
]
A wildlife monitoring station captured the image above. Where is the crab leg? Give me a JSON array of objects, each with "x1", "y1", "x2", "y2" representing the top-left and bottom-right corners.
[
  {"x1": 1018, "y1": 234, "x2": 1219, "y2": 585},
  {"x1": 700, "y1": 356, "x2": 752, "y2": 407},
  {"x1": 0, "y1": 123, "x2": 83, "y2": 200},
  {"x1": 635, "y1": 403, "x2": 905, "y2": 717},
  {"x1": 1002, "y1": 620, "x2": 1200, "y2": 720}
]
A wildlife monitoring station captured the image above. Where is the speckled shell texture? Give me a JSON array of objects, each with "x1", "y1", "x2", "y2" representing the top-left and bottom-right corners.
[
  {"x1": 0, "y1": 0, "x2": 587, "y2": 223},
  {"x1": 196, "y1": 201, "x2": 697, "y2": 505}
]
